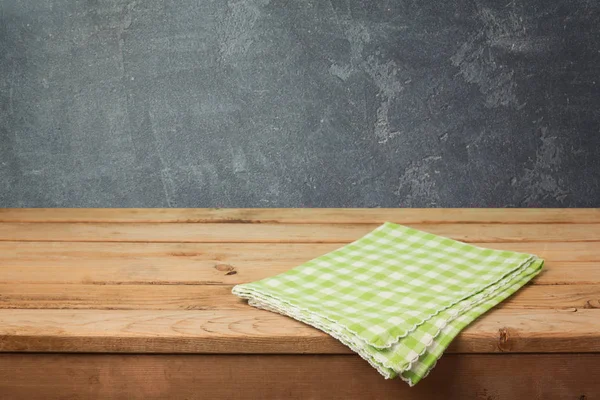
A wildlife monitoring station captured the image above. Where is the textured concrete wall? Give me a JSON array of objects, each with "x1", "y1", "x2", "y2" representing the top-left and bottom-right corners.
[{"x1": 1, "y1": 0, "x2": 599, "y2": 207}]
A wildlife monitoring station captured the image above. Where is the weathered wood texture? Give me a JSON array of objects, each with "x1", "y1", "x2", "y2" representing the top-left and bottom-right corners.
[
  {"x1": 1, "y1": 242, "x2": 598, "y2": 285},
  {"x1": 0, "y1": 354, "x2": 598, "y2": 400},
  {"x1": 0, "y1": 209, "x2": 599, "y2": 398},
  {"x1": 2, "y1": 208, "x2": 599, "y2": 223},
  {"x1": 0, "y1": 283, "x2": 598, "y2": 311},
  {"x1": 1, "y1": 222, "x2": 599, "y2": 243},
  {"x1": 1, "y1": 308, "x2": 599, "y2": 354}
]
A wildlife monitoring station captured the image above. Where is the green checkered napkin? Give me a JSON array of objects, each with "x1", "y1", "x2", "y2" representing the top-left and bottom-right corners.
[{"x1": 232, "y1": 222, "x2": 543, "y2": 386}]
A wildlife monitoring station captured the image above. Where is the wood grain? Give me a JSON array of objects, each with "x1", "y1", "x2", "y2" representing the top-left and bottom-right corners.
[
  {"x1": 4, "y1": 241, "x2": 599, "y2": 265},
  {"x1": 1, "y1": 242, "x2": 598, "y2": 285},
  {"x1": 1, "y1": 283, "x2": 598, "y2": 310},
  {"x1": 1, "y1": 353, "x2": 598, "y2": 400},
  {"x1": 0, "y1": 260, "x2": 596, "y2": 286},
  {"x1": 1, "y1": 207, "x2": 598, "y2": 393},
  {"x1": 2, "y1": 208, "x2": 599, "y2": 224},
  {"x1": 0, "y1": 284, "x2": 245, "y2": 310},
  {"x1": 1, "y1": 222, "x2": 599, "y2": 243},
  {"x1": 1, "y1": 308, "x2": 598, "y2": 354},
  {"x1": 500, "y1": 284, "x2": 600, "y2": 309}
]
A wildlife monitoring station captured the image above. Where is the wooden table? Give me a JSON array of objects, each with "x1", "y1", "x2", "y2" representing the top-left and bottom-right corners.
[{"x1": 1, "y1": 209, "x2": 599, "y2": 399}]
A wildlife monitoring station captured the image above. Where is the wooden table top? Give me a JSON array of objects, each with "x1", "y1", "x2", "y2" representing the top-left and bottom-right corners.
[{"x1": 1, "y1": 208, "x2": 599, "y2": 355}]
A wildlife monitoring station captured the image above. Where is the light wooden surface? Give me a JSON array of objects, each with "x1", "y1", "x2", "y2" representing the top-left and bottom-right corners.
[
  {"x1": 2, "y1": 207, "x2": 599, "y2": 223},
  {"x1": 1, "y1": 242, "x2": 598, "y2": 285},
  {"x1": 1, "y1": 308, "x2": 599, "y2": 354},
  {"x1": 1, "y1": 354, "x2": 599, "y2": 400},
  {"x1": 0, "y1": 208, "x2": 598, "y2": 355},
  {"x1": 1, "y1": 222, "x2": 599, "y2": 242},
  {"x1": 0, "y1": 209, "x2": 599, "y2": 398},
  {"x1": 1, "y1": 283, "x2": 598, "y2": 310}
]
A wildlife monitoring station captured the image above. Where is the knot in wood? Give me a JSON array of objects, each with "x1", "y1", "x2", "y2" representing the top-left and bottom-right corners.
[
  {"x1": 214, "y1": 264, "x2": 236, "y2": 275},
  {"x1": 497, "y1": 327, "x2": 511, "y2": 352}
]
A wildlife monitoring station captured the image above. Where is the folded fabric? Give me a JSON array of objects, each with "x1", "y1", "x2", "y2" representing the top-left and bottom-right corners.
[{"x1": 232, "y1": 222, "x2": 543, "y2": 386}]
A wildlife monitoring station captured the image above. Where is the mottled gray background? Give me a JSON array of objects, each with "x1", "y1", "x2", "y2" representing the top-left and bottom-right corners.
[{"x1": 1, "y1": 0, "x2": 599, "y2": 207}]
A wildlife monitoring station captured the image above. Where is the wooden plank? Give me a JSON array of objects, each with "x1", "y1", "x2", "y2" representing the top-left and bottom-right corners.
[
  {"x1": 0, "y1": 284, "x2": 245, "y2": 310},
  {"x1": 2, "y1": 208, "x2": 600, "y2": 224},
  {"x1": 448, "y1": 307, "x2": 600, "y2": 354},
  {"x1": 4, "y1": 241, "x2": 599, "y2": 266},
  {"x1": 499, "y1": 284, "x2": 600, "y2": 309},
  {"x1": 1, "y1": 308, "x2": 598, "y2": 354},
  {"x1": 1, "y1": 242, "x2": 598, "y2": 285},
  {"x1": 532, "y1": 262, "x2": 600, "y2": 285},
  {"x1": 1, "y1": 222, "x2": 599, "y2": 243},
  {"x1": 1, "y1": 353, "x2": 599, "y2": 400},
  {"x1": 1, "y1": 283, "x2": 598, "y2": 311},
  {"x1": 0, "y1": 308, "x2": 344, "y2": 354},
  {"x1": 2, "y1": 261, "x2": 595, "y2": 286}
]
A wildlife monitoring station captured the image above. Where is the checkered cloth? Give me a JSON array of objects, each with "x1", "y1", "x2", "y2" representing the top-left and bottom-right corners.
[{"x1": 232, "y1": 222, "x2": 543, "y2": 386}]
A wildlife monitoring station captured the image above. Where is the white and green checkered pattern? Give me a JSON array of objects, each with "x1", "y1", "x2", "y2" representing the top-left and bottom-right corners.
[{"x1": 232, "y1": 222, "x2": 543, "y2": 386}]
